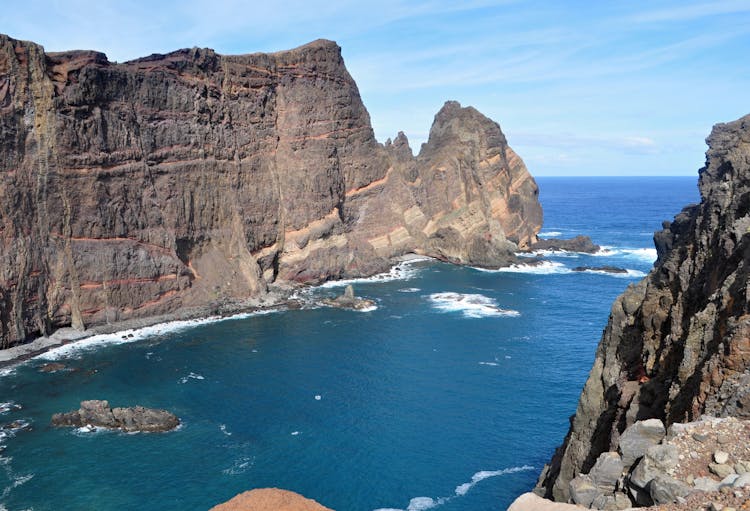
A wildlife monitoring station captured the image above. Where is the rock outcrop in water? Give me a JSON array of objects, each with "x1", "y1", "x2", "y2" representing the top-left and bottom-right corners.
[
  {"x1": 536, "y1": 113, "x2": 750, "y2": 505},
  {"x1": 51, "y1": 399, "x2": 179, "y2": 432},
  {"x1": 0, "y1": 34, "x2": 542, "y2": 348}
]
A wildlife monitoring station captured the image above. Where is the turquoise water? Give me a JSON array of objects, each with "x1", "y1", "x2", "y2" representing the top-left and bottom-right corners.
[{"x1": 0, "y1": 177, "x2": 699, "y2": 511}]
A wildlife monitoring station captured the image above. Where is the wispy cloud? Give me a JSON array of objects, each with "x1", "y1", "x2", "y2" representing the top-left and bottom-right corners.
[{"x1": 631, "y1": 0, "x2": 750, "y2": 23}]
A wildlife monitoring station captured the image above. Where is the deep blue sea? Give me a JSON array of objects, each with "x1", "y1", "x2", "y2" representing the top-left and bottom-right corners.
[{"x1": 0, "y1": 177, "x2": 699, "y2": 511}]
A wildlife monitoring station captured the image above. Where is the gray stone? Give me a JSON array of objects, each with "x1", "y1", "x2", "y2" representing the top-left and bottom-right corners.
[
  {"x1": 692, "y1": 432, "x2": 709, "y2": 443},
  {"x1": 717, "y1": 433, "x2": 732, "y2": 445},
  {"x1": 710, "y1": 462, "x2": 736, "y2": 479},
  {"x1": 720, "y1": 474, "x2": 740, "y2": 487},
  {"x1": 714, "y1": 450, "x2": 730, "y2": 464},
  {"x1": 590, "y1": 452, "x2": 624, "y2": 493},
  {"x1": 733, "y1": 473, "x2": 750, "y2": 488},
  {"x1": 649, "y1": 474, "x2": 692, "y2": 505},
  {"x1": 710, "y1": 502, "x2": 724, "y2": 511},
  {"x1": 629, "y1": 444, "x2": 679, "y2": 490},
  {"x1": 591, "y1": 494, "x2": 617, "y2": 510},
  {"x1": 613, "y1": 492, "x2": 631, "y2": 510},
  {"x1": 619, "y1": 419, "x2": 666, "y2": 467},
  {"x1": 694, "y1": 476, "x2": 721, "y2": 492},
  {"x1": 570, "y1": 474, "x2": 601, "y2": 508},
  {"x1": 735, "y1": 460, "x2": 750, "y2": 475}
]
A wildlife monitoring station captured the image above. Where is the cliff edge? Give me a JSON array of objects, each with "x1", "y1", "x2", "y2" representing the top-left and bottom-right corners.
[
  {"x1": 537, "y1": 113, "x2": 750, "y2": 503},
  {"x1": 0, "y1": 35, "x2": 541, "y2": 347}
]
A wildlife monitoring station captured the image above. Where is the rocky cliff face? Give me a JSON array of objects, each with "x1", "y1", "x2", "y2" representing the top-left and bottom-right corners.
[
  {"x1": 0, "y1": 34, "x2": 541, "y2": 347},
  {"x1": 537, "y1": 114, "x2": 750, "y2": 502}
]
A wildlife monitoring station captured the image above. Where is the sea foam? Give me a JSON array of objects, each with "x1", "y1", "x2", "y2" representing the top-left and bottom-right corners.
[
  {"x1": 34, "y1": 309, "x2": 277, "y2": 361},
  {"x1": 318, "y1": 258, "x2": 431, "y2": 289},
  {"x1": 428, "y1": 293, "x2": 519, "y2": 319},
  {"x1": 373, "y1": 465, "x2": 535, "y2": 511}
]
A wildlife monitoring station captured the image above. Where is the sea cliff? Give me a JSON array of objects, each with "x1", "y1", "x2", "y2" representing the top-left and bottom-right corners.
[
  {"x1": 536, "y1": 114, "x2": 750, "y2": 505},
  {"x1": 0, "y1": 35, "x2": 542, "y2": 348}
]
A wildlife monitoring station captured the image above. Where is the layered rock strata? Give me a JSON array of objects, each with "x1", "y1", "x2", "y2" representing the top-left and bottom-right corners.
[
  {"x1": 537, "y1": 114, "x2": 750, "y2": 503},
  {"x1": 0, "y1": 34, "x2": 542, "y2": 348}
]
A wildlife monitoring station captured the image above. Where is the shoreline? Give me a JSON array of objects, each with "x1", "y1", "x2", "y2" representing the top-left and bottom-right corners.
[
  {"x1": 0, "y1": 254, "x2": 435, "y2": 370},
  {"x1": 0, "y1": 285, "x2": 294, "y2": 370}
]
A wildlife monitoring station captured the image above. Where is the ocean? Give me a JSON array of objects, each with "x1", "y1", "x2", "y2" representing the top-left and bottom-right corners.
[{"x1": 0, "y1": 177, "x2": 699, "y2": 511}]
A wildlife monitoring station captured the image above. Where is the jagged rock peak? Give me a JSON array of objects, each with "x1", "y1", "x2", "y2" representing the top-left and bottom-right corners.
[{"x1": 536, "y1": 112, "x2": 750, "y2": 503}]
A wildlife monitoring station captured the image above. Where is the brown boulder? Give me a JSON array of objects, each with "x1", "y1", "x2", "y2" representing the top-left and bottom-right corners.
[{"x1": 210, "y1": 489, "x2": 333, "y2": 511}]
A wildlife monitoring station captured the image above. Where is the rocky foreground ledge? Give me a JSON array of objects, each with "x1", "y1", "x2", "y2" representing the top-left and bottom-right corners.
[
  {"x1": 51, "y1": 400, "x2": 179, "y2": 432},
  {"x1": 210, "y1": 489, "x2": 333, "y2": 511}
]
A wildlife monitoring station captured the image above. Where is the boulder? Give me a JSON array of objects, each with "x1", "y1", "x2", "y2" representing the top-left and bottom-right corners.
[
  {"x1": 709, "y1": 463, "x2": 736, "y2": 479},
  {"x1": 714, "y1": 451, "x2": 730, "y2": 464},
  {"x1": 732, "y1": 473, "x2": 750, "y2": 488},
  {"x1": 629, "y1": 444, "x2": 679, "y2": 490},
  {"x1": 51, "y1": 400, "x2": 179, "y2": 432},
  {"x1": 589, "y1": 452, "x2": 624, "y2": 493},
  {"x1": 648, "y1": 474, "x2": 692, "y2": 505},
  {"x1": 619, "y1": 419, "x2": 666, "y2": 467},
  {"x1": 210, "y1": 488, "x2": 333, "y2": 511},
  {"x1": 569, "y1": 474, "x2": 601, "y2": 507},
  {"x1": 529, "y1": 235, "x2": 600, "y2": 254},
  {"x1": 693, "y1": 476, "x2": 721, "y2": 492}
]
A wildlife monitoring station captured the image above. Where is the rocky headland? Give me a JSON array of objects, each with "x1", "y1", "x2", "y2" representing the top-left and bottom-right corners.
[
  {"x1": 51, "y1": 399, "x2": 179, "y2": 432},
  {"x1": 529, "y1": 113, "x2": 750, "y2": 510},
  {"x1": 0, "y1": 34, "x2": 542, "y2": 350}
]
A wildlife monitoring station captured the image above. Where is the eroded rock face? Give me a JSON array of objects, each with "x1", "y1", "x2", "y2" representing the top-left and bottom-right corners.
[
  {"x1": 537, "y1": 113, "x2": 750, "y2": 502},
  {"x1": 0, "y1": 34, "x2": 541, "y2": 348}
]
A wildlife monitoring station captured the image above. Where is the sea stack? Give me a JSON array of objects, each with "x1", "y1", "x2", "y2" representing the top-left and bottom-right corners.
[
  {"x1": 535, "y1": 114, "x2": 750, "y2": 505},
  {"x1": 0, "y1": 34, "x2": 541, "y2": 349}
]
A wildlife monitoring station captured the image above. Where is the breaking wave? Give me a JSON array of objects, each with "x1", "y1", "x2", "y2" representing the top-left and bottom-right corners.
[
  {"x1": 428, "y1": 293, "x2": 520, "y2": 319},
  {"x1": 318, "y1": 257, "x2": 431, "y2": 289},
  {"x1": 372, "y1": 465, "x2": 535, "y2": 511}
]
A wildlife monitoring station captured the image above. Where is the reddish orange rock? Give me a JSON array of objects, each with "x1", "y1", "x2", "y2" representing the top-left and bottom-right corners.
[{"x1": 210, "y1": 489, "x2": 334, "y2": 511}]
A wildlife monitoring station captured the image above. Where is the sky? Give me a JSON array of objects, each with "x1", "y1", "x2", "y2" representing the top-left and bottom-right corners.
[{"x1": 2, "y1": 1, "x2": 749, "y2": 176}]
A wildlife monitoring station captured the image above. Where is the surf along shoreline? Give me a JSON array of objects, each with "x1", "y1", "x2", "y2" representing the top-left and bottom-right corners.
[{"x1": 0, "y1": 254, "x2": 433, "y2": 370}]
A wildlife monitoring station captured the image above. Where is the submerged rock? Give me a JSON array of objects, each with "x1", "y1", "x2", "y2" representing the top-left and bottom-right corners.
[{"x1": 51, "y1": 400, "x2": 179, "y2": 432}]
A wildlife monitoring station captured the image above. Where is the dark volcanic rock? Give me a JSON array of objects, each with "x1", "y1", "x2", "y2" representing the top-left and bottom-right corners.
[
  {"x1": 320, "y1": 285, "x2": 375, "y2": 311},
  {"x1": 537, "y1": 113, "x2": 750, "y2": 502},
  {"x1": 0, "y1": 34, "x2": 542, "y2": 348},
  {"x1": 572, "y1": 266, "x2": 628, "y2": 274},
  {"x1": 51, "y1": 399, "x2": 179, "y2": 432},
  {"x1": 530, "y1": 235, "x2": 600, "y2": 253}
]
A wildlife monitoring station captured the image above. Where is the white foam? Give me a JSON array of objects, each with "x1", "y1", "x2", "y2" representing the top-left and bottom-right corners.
[
  {"x1": 291, "y1": 431, "x2": 300, "y2": 436},
  {"x1": 621, "y1": 248, "x2": 658, "y2": 262},
  {"x1": 36, "y1": 309, "x2": 278, "y2": 361},
  {"x1": 357, "y1": 305, "x2": 378, "y2": 312},
  {"x1": 0, "y1": 402, "x2": 21, "y2": 415},
  {"x1": 518, "y1": 249, "x2": 580, "y2": 258},
  {"x1": 318, "y1": 258, "x2": 431, "y2": 289},
  {"x1": 477, "y1": 260, "x2": 570, "y2": 275},
  {"x1": 478, "y1": 361, "x2": 499, "y2": 366},
  {"x1": 592, "y1": 246, "x2": 657, "y2": 263},
  {"x1": 429, "y1": 293, "x2": 520, "y2": 319},
  {"x1": 219, "y1": 424, "x2": 232, "y2": 436},
  {"x1": 398, "y1": 287, "x2": 421, "y2": 293},
  {"x1": 221, "y1": 456, "x2": 254, "y2": 475},
  {"x1": 538, "y1": 231, "x2": 563, "y2": 237},
  {"x1": 179, "y1": 372, "x2": 205, "y2": 384},
  {"x1": 454, "y1": 466, "x2": 535, "y2": 496},
  {"x1": 74, "y1": 424, "x2": 105, "y2": 435},
  {"x1": 375, "y1": 465, "x2": 535, "y2": 511},
  {"x1": 577, "y1": 268, "x2": 646, "y2": 279},
  {"x1": 314, "y1": 395, "x2": 322, "y2": 401}
]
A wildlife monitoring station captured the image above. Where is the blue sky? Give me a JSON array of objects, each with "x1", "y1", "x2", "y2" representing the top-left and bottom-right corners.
[{"x1": 2, "y1": 1, "x2": 749, "y2": 175}]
